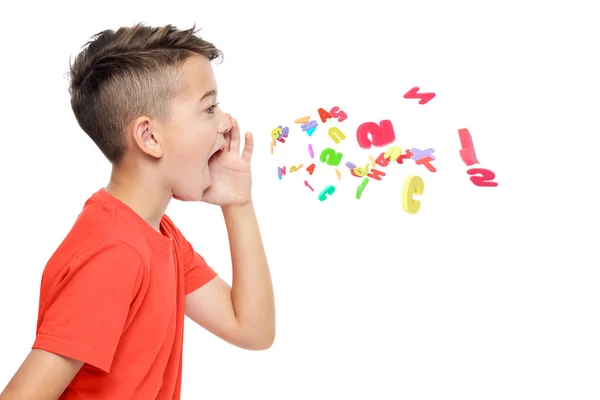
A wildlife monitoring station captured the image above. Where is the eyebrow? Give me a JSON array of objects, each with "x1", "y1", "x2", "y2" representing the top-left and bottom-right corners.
[{"x1": 199, "y1": 90, "x2": 217, "y2": 102}]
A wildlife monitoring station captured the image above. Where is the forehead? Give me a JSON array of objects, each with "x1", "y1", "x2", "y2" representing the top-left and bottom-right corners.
[{"x1": 179, "y1": 54, "x2": 217, "y2": 94}]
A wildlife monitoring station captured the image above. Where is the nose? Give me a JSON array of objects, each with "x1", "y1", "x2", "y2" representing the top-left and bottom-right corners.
[{"x1": 218, "y1": 112, "x2": 232, "y2": 135}]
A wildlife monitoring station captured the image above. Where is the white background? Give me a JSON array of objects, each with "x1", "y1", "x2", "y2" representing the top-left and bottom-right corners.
[{"x1": 1, "y1": 1, "x2": 599, "y2": 399}]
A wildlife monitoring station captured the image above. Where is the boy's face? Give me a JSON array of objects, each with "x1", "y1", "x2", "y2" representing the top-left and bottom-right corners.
[{"x1": 157, "y1": 54, "x2": 230, "y2": 201}]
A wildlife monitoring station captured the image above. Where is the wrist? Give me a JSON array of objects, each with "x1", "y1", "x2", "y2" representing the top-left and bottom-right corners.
[{"x1": 221, "y1": 201, "x2": 253, "y2": 216}]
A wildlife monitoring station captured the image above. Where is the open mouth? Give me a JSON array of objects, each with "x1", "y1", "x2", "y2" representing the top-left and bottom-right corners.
[{"x1": 209, "y1": 144, "x2": 226, "y2": 161}]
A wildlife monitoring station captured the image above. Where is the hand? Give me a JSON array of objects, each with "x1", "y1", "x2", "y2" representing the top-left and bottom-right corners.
[{"x1": 201, "y1": 114, "x2": 253, "y2": 207}]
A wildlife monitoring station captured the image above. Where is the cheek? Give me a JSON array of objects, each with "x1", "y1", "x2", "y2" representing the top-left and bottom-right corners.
[
  {"x1": 162, "y1": 142, "x2": 197, "y2": 175},
  {"x1": 164, "y1": 123, "x2": 217, "y2": 164},
  {"x1": 180, "y1": 142, "x2": 213, "y2": 173},
  {"x1": 165, "y1": 132, "x2": 201, "y2": 157}
]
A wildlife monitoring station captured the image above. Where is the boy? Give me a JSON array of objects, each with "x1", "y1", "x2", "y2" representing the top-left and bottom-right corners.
[{"x1": 0, "y1": 23, "x2": 275, "y2": 400}]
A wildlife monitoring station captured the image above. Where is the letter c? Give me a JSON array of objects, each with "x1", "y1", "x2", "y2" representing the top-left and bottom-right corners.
[
  {"x1": 318, "y1": 185, "x2": 336, "y2": 201},
  {"x1": 402, "y1": 176, "x2": 424, "y2": 214}
]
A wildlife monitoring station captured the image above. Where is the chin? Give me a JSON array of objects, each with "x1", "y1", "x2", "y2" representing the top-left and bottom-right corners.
[
  {"x1": 173, "y1": 187, "x2": 207, "y2": 202},
  {"x1": 173, "y1": 193, "x2": 202, "y2": 202},
  {"x1": 172, "y1": 174, "x2": 211, "y2": 202}
]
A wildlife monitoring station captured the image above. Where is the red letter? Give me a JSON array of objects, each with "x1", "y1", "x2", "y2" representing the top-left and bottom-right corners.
[
  {"x1": 467, "y1": 168, "x2": 498, "y2": 187},
  {"x1": 415, "y1": 156, "x2": 436, "y2": 172},
  {"x1": 458, "y1": 128, "x2": 479, "y2": 166},
  {"x1": 367, "y1": 169, "x2": 386, "y2": 180},
  {"x1": 375, "y1": 152, "x2": 390, "y2": 167},
  {"x1": 356, "y1": 120, "x2": 396, "y2": 149},
  {"x1": 318, "y1": 107, "x2": 332, "y2": 123},
  {"x1": 396, "y1": 150, "x2": 414, "y2": 164},
  {"x1": 330, "y1": 106, "x2": 348, "y2": 122}
]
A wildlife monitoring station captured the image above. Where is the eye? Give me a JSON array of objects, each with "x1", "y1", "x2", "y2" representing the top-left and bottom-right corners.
[{"x1": 206, "y1": 102, "x2": 220, "y2": 114}]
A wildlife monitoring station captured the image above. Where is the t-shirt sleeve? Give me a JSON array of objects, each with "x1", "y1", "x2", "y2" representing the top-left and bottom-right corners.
[
  {"x1": 180, "y1": 234, "x2": 217, "y2": 296},
  {"x1": 32, "y1": 239, "x2": 143, "y2": 373}
]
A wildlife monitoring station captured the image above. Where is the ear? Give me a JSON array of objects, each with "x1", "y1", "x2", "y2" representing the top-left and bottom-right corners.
[{"x1": 131, "y1": 117, "x2": 163, "y2": 159}]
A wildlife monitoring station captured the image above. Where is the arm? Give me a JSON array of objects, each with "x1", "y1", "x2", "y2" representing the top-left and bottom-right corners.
[
  {"x1": 0, "y1": 350, "x2": 83, "y2": 400},
  {"x1": 1, "y1": 240, "x2": 142, "y2": 398},
  {"x1": 185, "y1": 202, "x2": 275, "y2": 350}
]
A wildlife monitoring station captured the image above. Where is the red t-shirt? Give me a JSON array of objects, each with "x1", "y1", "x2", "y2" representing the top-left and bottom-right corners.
[{"x1": 32, "y1": 188, "x2": 217, "y2": 399}]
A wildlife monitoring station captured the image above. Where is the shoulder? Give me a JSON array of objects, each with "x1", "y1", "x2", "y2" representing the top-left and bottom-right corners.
[
  {"x1": 40, "y1": 236, "x2": 144, "y2": 303},
  {"x1": 44, "y1": 202, "x2": 145, "y2": 279}
]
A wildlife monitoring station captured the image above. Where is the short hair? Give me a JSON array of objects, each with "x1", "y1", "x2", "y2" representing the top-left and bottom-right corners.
[{"x1": 68, "y1": 23, "x2": 223, "y2": 165}]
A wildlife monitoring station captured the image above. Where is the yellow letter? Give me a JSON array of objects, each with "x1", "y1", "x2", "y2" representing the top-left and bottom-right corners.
[
  {"x1": 353, "y1": 163, "x2": 370, "y2": 177},
  {"x1": 385, "y1": 146, "x2": 402, "y2": 161},
  {"x1": 271, "y1": 127, "x2": 282, "y2": 140},
  {"x1": 402, "y1": 175, "x2": 424, "y2": 214},
  {"x1": 328, "y1": 127, "x2": 346, "y2": 144}
]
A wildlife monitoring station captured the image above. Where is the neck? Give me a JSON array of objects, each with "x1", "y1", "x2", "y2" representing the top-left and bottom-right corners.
[{"x1": 105, "y1": 162, "x2": 171, "y2": 232}]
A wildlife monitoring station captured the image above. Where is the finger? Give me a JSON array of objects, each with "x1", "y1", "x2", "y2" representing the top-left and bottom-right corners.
[
  {"x1": 222, "y1": 131, "x2": 232, "y2": 153},
  {"x1": 229, "y1": 118, "x2": 241, "y2": 154},
  {"x1": 222, "y1": 113, "x2": 233, "y2": 151},
  {"x1": 242, "y1": 132, "x2": 254, "y2": 160}
]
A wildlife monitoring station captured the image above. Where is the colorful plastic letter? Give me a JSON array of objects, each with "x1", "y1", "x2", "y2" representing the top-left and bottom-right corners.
[
  {"x1": 403, "y1": 87, "x2": 436, "y2": 105},
  {"x1": 271, "y1": 127, "x2": 282, "y2": 141},
  {"x1": 415, "y1": 156, "x2": 437, "y2": 172},
  {"x1": 328, "y1": 127, "x2": 346, "y2": 144},
  {"x1": 319, "y1": 148, "x2": 343, "y2": 166},
  {"x1": 458, "y1": 128, "x2": 479, "y2": 166},
  {"x1": 330, "y1": 106, "x2": 348, "y2": 122},
  {"x1": 375, "y1": 152, "x2": 390, "y2": 167},
  {"x1": 367, "y1": 168, "x2": 386, "y2": 180},
  {"x1": 306, "y1": 126, "x2": 316, "y2": 136},
  {"x1": 356, "y1": 120, "x2": 396, "y2": 149},
  {"x1": 318, "y1": 108, "x2": 332, "y2": 123},
  {"x1": 467, "y1": 168, "x2": 498, "y2": 187},
  {"x1": 306, "y1": 163, "x2": 316, "y2": 175},
  {"x1": 396, "y1": 150, "x2": 414, "y2": 164},
  {"x1": 277, "y1": 166, "x2": 286, "y2": 180},
  {"x1": 384, "y1": 146, "x2": 402, "y2": 162},
  {"x1": 353, "y1": 164, "x2": 370, "y2": 177},
  {"x1": 378, "y1": 120, "x2": 396, "y2": 146},
  {"x1": 356, "y1": 178, "x2": 369, "y2": 199},
  {"x1": 356, "y1": 122, "x2": 378, "y2": 149},
  {"x1": 410, "y1": 148, "x2": 436, "y2": 161},
  {"x1": 318, "y1": 185, "x2": 336, "y2": 201},
  {"x1": 301, "y1": 120, "x2": 318, "y2": 131},
  {"x1": 402, "y1": 175, "x2": 424, "y2": 214}
]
